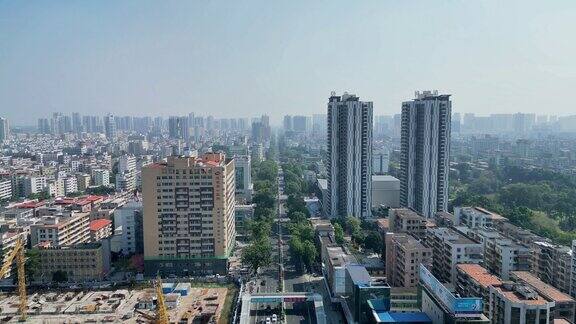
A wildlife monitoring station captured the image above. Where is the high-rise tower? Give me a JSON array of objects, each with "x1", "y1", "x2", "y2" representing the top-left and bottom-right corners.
[
  {"x1": 400, "y1": 90, "x2": 451, "y2": 218},
  {"x1": 326, "y1": 92, "x2": 373, "y2": 218}
]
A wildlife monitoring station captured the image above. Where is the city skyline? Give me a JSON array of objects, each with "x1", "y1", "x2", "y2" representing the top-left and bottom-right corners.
[{"x1": 2, "y1": 1, "x2": 576, "y2": 124}]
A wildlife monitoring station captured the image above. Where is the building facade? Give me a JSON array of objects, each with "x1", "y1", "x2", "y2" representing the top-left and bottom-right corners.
[
  {"x1": 385, "y1": 233, "x2": 432, "y2": 288},
  {"x1": 142, "y1": 153, "x2": 235, "y2": 276},
  {"x1": 326, "y1": 92, "x2": 373, "y2": 218},
  {"x1": 400, "y1": 91, "x2": 451, "y2": 218}
]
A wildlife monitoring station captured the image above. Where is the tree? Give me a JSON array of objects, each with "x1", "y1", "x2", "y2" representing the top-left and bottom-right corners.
[
  {"x1": 289, "y1": 236, "x2": 304, "y2": 271},
  {"x1": 246, "y1": 219, "x2": 272, "y2": 241},
  {"x1": 301, "y1": 241, "x2": 317, "y2": 271},
  {"x1": 254, "y1": 207, "x2": 275, "y2": 223},
  {"x1": 345, "y1": 216, "x2": 361, "y2": 236},
  {"x1": 288, "y1": 211, "x2": 307, "y2": 223},
  {"x1": 253, "y1": 192, "x2": 275, "y2": 210},
  {"x1": 334, "y1": 223, "x2": 345, "y2": 245},
  {"x1": 52, "y1": 270, "x2": 68, "y2": 283},
  {"x1": 241, "y1": 239, "x2": 272, "y2": 274},
  {"x1": 288, "y1": 221, "x2": 314, "y2": 242},
  {"x1": 363, "y1": 231, "x2": 383, "y2": 254}
]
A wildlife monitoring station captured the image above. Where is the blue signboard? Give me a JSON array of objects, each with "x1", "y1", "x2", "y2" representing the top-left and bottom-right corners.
[{"x1": 419, "y1": 264, "x2": 482, "y2": 317}]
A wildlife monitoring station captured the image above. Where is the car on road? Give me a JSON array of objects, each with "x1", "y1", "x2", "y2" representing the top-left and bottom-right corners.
[
  {"x1": 272, "y1": 314, "x2": 278, "y2": 322},
  {"x1": 265, "y1": 317, "x2": 271, "y2": 324}
]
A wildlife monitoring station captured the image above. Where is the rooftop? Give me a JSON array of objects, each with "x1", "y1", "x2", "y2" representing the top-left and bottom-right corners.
[
  {"x1": 346, "y1": 264, "x2": 372, "y2": 286},
  {"x1": 90, "y1": 219, "x2": 113, "y2": 232},
  {"x1": 374, "y1": 312, "x2": 432, "y2": 323},
  {"x1": 511, "y1": 271, "x2": 575, "y2": 303},
  {"x1": 456, "y1": 264, "x2": 502, "y2": 288},
  {"x1": 372, "y1": 175, "x2": 400, "y2": 182},
  {"x1": 491, "y1": 284, "x2": 550, "y2": 306}
]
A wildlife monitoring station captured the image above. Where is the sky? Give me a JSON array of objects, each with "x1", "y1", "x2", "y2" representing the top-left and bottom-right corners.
[{"x1": 1, "y1": 1, "x2": 575, "y2": 125}]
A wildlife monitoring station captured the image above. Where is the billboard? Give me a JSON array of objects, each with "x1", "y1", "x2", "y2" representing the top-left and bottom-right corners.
[{"x1": 419, "y1": 264, "x2": 482, "y2": 317}]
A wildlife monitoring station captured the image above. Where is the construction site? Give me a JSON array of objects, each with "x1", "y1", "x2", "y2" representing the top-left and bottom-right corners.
[{"x1": 0, "y1": 284, "x2": 229, "y2": 323}]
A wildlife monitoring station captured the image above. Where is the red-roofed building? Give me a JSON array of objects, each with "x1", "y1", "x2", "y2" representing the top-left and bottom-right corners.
[
  {"x1": 89, "y1": 219, "x2": 113, "y2": 242},
  {"x1": 16, "y1": 200, "x2": 46, "y2": 210}
]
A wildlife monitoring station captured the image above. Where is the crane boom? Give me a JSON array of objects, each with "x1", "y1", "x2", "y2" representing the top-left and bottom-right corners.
[
  {"x1": 0, "y1": 237, "x2": 27, "y2": 321},
  {"x1": 155, "y1": 275, "x2": 169, "y2": 324}
]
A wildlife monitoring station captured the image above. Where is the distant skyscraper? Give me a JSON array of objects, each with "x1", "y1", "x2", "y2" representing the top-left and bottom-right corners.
[
  {"x1": 0, "y1": 117, "x2": 9, "y2": 143},
  {"x1": 283, "y1": 115, "x2": 293, "y2": 132},
  {"x1": 452, "y1": 113, "x2": 461, "y2": 134},
  {"x1": 312, "y1": 114, "x2": 327, "y2": 135},
  {"x1": 168, "y1": 116, "x2": 188, "y2": 140},
  {"x1": 326, "y1": 92, "x2": 373, "y2": 218},
  {"x1": 72, "y1": 112, "x2": 82, "y2": 133},
  {"x1": 400, "y1": 90, "x2": 451, "y2": 218},
  {"x1": 104, "y1": 114, "x2": 117, "y2": 141},
  {"x1": 292, "y1": 115, "x2": 310, "y2": 134}
]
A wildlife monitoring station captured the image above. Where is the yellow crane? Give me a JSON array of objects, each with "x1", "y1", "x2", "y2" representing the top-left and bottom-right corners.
[
  {"x1": 0, "y1": 236, "x2": 27, "y2": 321},
  {"x1": 154, "y1": 274, "x2": 169, "y2": 324}
]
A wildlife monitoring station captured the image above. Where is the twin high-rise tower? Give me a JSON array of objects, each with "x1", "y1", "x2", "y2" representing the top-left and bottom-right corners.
[{"x1": 326, "y1": 90, "x2": 451, "y2": 219}]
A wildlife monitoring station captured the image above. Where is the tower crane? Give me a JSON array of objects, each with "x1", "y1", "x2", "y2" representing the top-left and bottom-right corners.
[
  {"x1": 154, "y1": 274, "x2": 169, "y2": 324},
  {"x1": 0, "y1": 236, "x2": 27, "y2": 321}
]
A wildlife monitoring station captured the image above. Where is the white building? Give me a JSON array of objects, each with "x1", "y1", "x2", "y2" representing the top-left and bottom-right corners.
[
  {"x1": 326, "y1": 92, "x2": 373, "y2": 218},
  {"x1": 372, "y1": 147, "x2": 389, "y2": 174},
  {"x1": 63, "y1": 177, "x2": 78, "y2": 195},
  {"x1": 118, "y1": 155, "x2": 136, "y2": 174},
  {"x1": 0, "y1": 179, "x2": 12, "y2": 200},
  {"x1": 23, "y1": 176, "x2": 47, "y2": 197},
  {"x1": 93, "y1": 169, "x2": 110, "y2": 187},
  {"x1": 111, "y1": 201, "x2": 143, "y2": 255},
  {"x1": 47, "y1": 179, "x2": 65, "y2": 197},
  {"x1": 400, "y1": 90, "x2": 451, "y2": 218},
  {"x1": 234, "y1": 155, "x2": 252, "y2": 202},
  {"x1": 116, "y1": 171, "x2": 137, "y2": 193},
  {"x1": 427, "y1": 227, "x2": 483, "y2": 284},
  {"x1": 453, "y1": 206, "x2": 506, "y2": 228},
  {"x1": 0, "y1": 117, "x2": 9, "y2": 143},
  {"x1": 104, "y1": 114, "x2": 117, "y2": 141}
]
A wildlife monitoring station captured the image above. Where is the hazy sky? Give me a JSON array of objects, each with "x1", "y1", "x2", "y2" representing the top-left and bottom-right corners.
[{"x1": 1, "y1": 1, "x2": 575, "y2": 125}]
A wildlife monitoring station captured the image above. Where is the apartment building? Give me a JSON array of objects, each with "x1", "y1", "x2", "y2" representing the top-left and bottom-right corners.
[
  {"x1": 234, "y1": 155, "x2": 252, "y2": 203},
  {"x1": 468, "y1": 228, "x2": 531, "y2": 280},
  {"x1": 23, "y1": 176, "x2": 47, "y2": 197},
  {"x1": 76, "y1": 173, "x2": 91, "y2": 192},
  {"x1": 511, "y1": 271, "x2": 576, "y2": 322},
  {"x1": 385, "y1": 232, "x2": 432, "y2": 288},
  {"x1": 324, "y1": 245, "x2": 357, "y2": 296},
  {"x1": 400, "y1": 91, "x2": 451, "y2": 218},
  {"x1": 419, "y1": 264, "x2": 488, "y2": 323},
  {"x1": 388, "y1": 208, "x2": 429, "y2": 240},
  {"x1": 0, "y1": 179, "x2": 11, "y2": 200},
  {"x1": 532, "y1": 241, "x2": 572, "y2": 295},
  {"x1": 63, "y1": 176, "x2": 78, "y2": 195},
  {"x1": 89, "y1": 219, "x2": 113, "y2": 242},
  {"x1": 489, "y1": 283, "x2": 554, "y2": 324},
  {"x1": 426, "y1": 227, "x2": 483, "y2": 284},
  {"x1": 111, "y1": 200, "x2": 144, "y2": 255},
  {"x1": 456, "y1": 264, "x2": 503, "y2": 316},
  {"x1": 326, "y1": 92, "x2": 373, "y2": 218},
  {"x1": 30, "y1": 212, "x2": 91, "y2": 247},
  {"x1": 453, "y1": 206, "x2": 506, "y2": 228},
  {"x1": 35, "y1": 241, "x2": 111, "y2": 282},
  {"x1": 142, "y1": 153, "x2": 235, "y2": 276},
  {"x1": 93, "y1": 169, "x2": 110, "y2": 187}
]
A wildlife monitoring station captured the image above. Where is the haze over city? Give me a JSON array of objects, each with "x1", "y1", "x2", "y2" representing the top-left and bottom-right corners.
[
  {"x1": 1, "y1": 0, "x2": 576, "y2": 125},
  {"x1": 3, "y1": 2, "x2": 576, "y2": 324}
]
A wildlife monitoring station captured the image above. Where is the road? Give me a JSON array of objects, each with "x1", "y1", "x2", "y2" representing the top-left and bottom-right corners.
[{"x1": 247, "y1": 156, "x2": 343, "y2": 324}]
